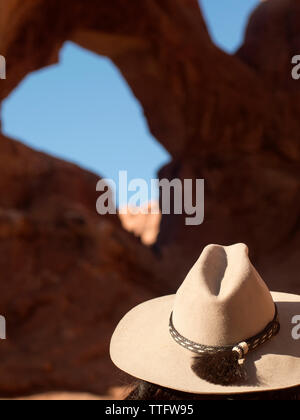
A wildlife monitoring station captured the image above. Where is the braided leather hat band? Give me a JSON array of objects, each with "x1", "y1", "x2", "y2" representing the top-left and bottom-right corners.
[{"x1": 169, "y1": 305, "x2": 280, "y2": 360}]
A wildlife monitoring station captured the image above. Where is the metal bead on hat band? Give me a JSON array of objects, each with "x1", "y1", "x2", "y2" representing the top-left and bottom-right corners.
[
  {"x1": 239, "y1": 342, "x2": 249, "y2": 356},
  {"x1": 232, "y1": 342, "x2": 249, "y2": 360},
  {"x1": 232, "y1": 346, "x2": 243, "y2": 359},
  {"x1": 233, "y1": 342, "x2": 249, "y2": 360}
]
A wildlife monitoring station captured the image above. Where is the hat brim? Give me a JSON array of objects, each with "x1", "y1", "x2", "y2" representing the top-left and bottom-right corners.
[{"x1": 110, "y1": 292, "x2": 300, "y2": 395}]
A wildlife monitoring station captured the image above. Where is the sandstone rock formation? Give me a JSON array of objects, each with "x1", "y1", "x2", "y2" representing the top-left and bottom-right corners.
[
  {"x1": 0, "y1": 0, "x2": 299, "y2": 398},
  {"x1": 6, "y1": 386, "x2": 127, "y2": 400},
  {"x1": 0, "y1": 134, "x2": 165, "y2": 397},
  {"x1": 9, "y1": 393, "x2": 103, "y2": 401},
  {"x1": 119, "y1": 203, "x2": 161, "y2": 245}
]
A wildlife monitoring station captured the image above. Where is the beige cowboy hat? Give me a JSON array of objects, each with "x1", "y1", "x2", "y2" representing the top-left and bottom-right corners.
[{"x1": 110, "y1": 243, "x2": 300, "y2": 394}]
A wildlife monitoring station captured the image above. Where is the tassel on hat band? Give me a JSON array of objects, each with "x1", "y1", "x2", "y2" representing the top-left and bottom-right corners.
[{"x1": 169, "y1": 306, "x2": 280, "y2": 385}]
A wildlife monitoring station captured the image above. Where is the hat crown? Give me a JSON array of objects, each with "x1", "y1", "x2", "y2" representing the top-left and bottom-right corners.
[{"x1": 173, "y1": 243, "x2": 275, "y2": 346}]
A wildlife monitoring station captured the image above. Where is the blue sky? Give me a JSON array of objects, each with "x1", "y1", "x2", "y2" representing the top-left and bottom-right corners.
[
  {"x1": 2, "y1": 0, "x2": 259, "y2": 205},
  {"x1": 200, "y1": 0, "x2": 259, "y2": 53}
]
